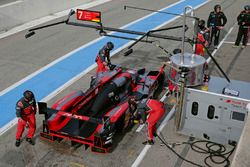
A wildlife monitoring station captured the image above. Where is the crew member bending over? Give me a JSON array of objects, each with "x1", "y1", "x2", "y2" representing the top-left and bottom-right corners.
[
  {"x1": 130, "y1": 97, "x2": 166, "y2": 145},
  {"x1": 95, "y1": 42, "x2": 114, "y2": 73}
]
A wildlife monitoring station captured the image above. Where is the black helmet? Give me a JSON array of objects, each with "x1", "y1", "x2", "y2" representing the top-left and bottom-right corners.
[
  {"x1": 214, "y1": 4, "x2": 221, "y2": 11},
  {"x1": 244, "y1": 5, "x2": 250, "y2": 11},
  {"x1": 23, "y1": 90, "x2": 34, "y2": 101},
  {"x1": 198, "y1": 19, "x2": 206, "y2": 29},
  {"x1": 173, "y1": 48, "x2": 182, "y2": 54},
  {"x1": 198, "y1": 19, "x2": 205, "y2": 27},
  {"x1": 106, "y1": 42, "x2": 114, "y2": 50}
]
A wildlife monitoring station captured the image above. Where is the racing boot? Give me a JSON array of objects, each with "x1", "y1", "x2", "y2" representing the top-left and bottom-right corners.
[
  {"x1": 148, "y1": 140, "x2": 154, "y2": 145},
  {"x1": 232, "y1": 45, "x2": 239, "y2": 48},
  {"x1": 26, "y1": 138, "x2": 35, "y2": 145},
  {"x1": 142, "y1": 140, "x2": 154, "y2": 145},
  {"x1": 15, "y1": 139, "x2": 21, "y2": 147}
]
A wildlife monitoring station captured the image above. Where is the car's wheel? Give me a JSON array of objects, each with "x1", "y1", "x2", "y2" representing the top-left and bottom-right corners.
[{"x1": 115, "y1": 114, "x2": 125, "y2": 133}]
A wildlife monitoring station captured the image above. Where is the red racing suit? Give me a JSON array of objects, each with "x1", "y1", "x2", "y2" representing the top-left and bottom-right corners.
[
  {"x1": 95, "y1": 46, "x2": 111, "y2": 73},
  {"x1": 15, "y1": 97, "x2": 37, "y2": 140},
  {"x1": 137, "y1": 99, "x2": 166, "y2": 140},
  {"x1": 195, "y1": 28, "x2": 209, "y2": 56}
]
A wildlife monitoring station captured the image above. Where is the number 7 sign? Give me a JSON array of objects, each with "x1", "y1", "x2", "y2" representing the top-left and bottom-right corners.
[{"x1": 76, "y1": 9, "x2": 101, "y2": 23}]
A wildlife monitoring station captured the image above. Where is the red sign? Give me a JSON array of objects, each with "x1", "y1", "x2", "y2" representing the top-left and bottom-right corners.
[
  {"x1": 76, "y1": 9, "x2": 101, "y2": 23},
  {"x1": 224, "y1": 99, "x2": 247, "y2": 107}
]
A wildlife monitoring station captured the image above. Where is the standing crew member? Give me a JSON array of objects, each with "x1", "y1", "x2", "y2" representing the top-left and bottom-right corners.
[
  {"x1": 130, "y1": 98, "x2": 166, "y2": 145},
  {"x1": 95, "y1": 42, "x2": 114, "y2": 73},
  {"x1": 15, "y1": 90, "x2": 37, "y2": 147},
  {"x1": 195, "y1": 19, "x2": 210, "y2": 56},
  {"x1": 207, "y1": 4, "x2": 227, "y2": 48},
  {"x1": 233, "y1": 5, "x2": 250, "y2": 49}
]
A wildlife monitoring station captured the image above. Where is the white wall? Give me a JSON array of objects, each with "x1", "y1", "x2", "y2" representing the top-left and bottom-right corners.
[{"x1": 0, "y1": 0, "x2": 93, "y2": 32}]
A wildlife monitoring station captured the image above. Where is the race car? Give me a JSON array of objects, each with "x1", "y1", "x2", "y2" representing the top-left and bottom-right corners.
[{"x1": 38, "y1": 64, "x2": 165, "y2": 153}]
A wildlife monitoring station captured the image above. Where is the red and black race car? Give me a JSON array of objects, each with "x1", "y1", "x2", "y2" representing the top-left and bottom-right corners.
[{"x1": 38, "y1": 64, "x2": 165, "y2": 153}]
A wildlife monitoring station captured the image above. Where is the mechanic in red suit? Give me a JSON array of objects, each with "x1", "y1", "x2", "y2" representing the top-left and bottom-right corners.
[
  {"x1": 15, "y1": 90, "x2": 37, "y2": 147},
  {"x1": 95, "y1": 42, "x2": 114, "y2": 73},
  {"x1": 130, "y1": 97, "x2": 166, "y2": 145},
  {"x1": 195, "y1": 19, "x2": 210, "y2": 56}
]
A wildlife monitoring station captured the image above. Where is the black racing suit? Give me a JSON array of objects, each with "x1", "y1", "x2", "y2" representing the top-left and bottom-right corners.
[
  {"x1": 95, "y1": 46, "x2": 111, "y2": 73},
  {"x1": 235, "y1": 10, "x2": 250, "y2": 46},
  {"x1": 207, "y1": 11, "x2": 227, "y2": 46},
  {"x1": 97, "y1": 46, "x2": 111, "y2": 64}
]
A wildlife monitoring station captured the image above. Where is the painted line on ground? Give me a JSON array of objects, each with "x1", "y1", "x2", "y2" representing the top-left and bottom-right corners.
[
  {"x1": 0, "y1": 0, "x2": 206, "y2": 135},
  {"x1": 134, "y1": 0, "x2": 208, "y2": 134},
  {"x1": 223, "y1": 41, "x2": 250, "y2": 46},
  {"x1": 132, "y1": 20, "x2": 237, "y2": 167},
  {"x1": 157, "y1": 105, "x2": 176, "y2": 133},
  {"x1": 135, "y1": 124, "x2": 145, "y2": 133},
  {"x1": 206, "y1": 24, "x2": 236, "y2": 63},
  {"x1": 131, "y1": 105, "x2": 176, "y2": 167},
  {"x1": 0, "y1": 0, "x2": 184, "y2": 135},
  {"x1": 70, "y1": 162, "x2": 85, "y2": 167},
  {"x1": 131, "y1": 0, "x2": 212, "y2": 166},
  {"x1": 131, "y1": 145, "x2": 151, "y2": 167},
  {"x1": 0, "y1": 0, "x2": 112, "y2": 39},
  {"x1": 132, "y1": 23, "x2": 235, "y2": 167},
  {"x1": 0, "y1": 0, "x2": 23, "y2": 8},
  {"x1": 136, "y1": 89, "x2": 169, "y2": 132},
  {"x1": 0, "y1": 0, "x2": 186, "y2": 97}
]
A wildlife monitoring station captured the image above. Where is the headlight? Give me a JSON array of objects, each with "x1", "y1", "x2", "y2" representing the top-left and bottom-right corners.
[
  {"x1": 103, "y1": 116, "x2": 111, "y2": 130},
  {"x1": 104, "y1": 139, "x2": 112, "y2": 145}
]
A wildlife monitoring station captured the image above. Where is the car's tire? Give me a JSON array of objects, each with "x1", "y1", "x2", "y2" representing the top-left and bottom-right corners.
[{"x1": 115, "y1": 114, "x2": 125, "y2": 133}]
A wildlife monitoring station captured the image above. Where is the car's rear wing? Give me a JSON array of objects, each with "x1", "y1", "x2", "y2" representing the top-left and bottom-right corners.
[
  {"x1": 38, "y1": 101, "x2": 113, "y2": 153},
  {"x1": 38, "y1": 102, "x2": 109, "y2": 125}
]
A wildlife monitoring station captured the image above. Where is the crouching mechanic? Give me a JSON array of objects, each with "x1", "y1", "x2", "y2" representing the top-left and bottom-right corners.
[
  {"x1": 130, "y1": 97, "x2": 166, "y2": 145},
  {"x1": 95, "y1": 42, "x2": 114, "y2": 73},
  {"x1": 15, "y1": 90, "x2": 37, "y2": 147}
]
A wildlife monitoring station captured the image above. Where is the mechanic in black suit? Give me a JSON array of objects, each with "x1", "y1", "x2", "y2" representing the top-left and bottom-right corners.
[
  {"x1": 233, "y1": 5, "x2": 250, "y2": 48},
  {"x1": 207, "y1": 4, "x2": 227, "y2": 48}
]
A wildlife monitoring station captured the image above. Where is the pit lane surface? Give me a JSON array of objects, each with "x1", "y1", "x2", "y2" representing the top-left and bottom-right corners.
[
  {"x1": 0, "y1": 0, "x2": 250, "y2": 167},
  {"x1": 0, "y1": 0, "x2": 206, "y2": 131}
]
